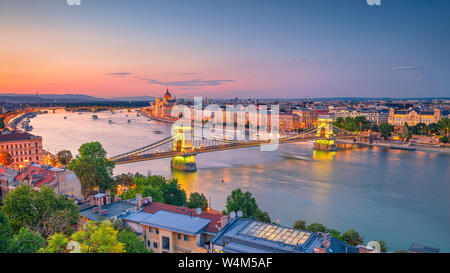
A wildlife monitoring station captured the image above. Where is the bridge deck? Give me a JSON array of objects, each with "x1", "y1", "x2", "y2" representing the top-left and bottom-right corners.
[{"x1": 112, "y1": 135, "x2": 359, "y2": 165}]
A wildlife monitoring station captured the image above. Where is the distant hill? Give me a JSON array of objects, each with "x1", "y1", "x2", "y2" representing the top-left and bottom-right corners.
[
  {"x1": 110, "y1": 96, "x2": 155, "y2": 102},
  {"x1": 0, "y1": 93, "x2": 109, "y2": 103},
  {"x1": 0, "y1": 93, "x2": 155, "y2": 103}
]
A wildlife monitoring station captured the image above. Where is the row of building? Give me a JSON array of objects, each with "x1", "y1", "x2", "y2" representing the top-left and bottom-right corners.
[
  {"x1": 78, "y1": 194, "x2": 369, "y2": 253},
  {"x1": 77, "y1": 193, "x2": 440, "y2": 253},
  {"x1": 146, "y1": 89, "x2": 446, "y2": 133}
]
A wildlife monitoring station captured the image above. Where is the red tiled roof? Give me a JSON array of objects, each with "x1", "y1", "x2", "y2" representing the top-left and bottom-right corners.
[
  {"x1": 143, "y1": 201, "x2": 228, "y2": 233},
  {"x1": 15, "y1": 165, "x2": 56, "y2": 187},
  {"x1": 0, "y1": 132, "x2": 38, "y2": 142}
]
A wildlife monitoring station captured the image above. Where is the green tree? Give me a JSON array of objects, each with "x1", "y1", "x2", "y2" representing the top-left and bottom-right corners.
[
  {"x1": 379, "y1": 240, "x2": 388, "y2": 252},
  {"x1": 0, "y1": 151, "x2": 12, "y2": 166},
  {"x1": 326, "y1": 228, "x2": 342, "y2": 240},
  {"x1": 225, "y1": 189, "x2": 270, "y2": 222},
  {"x1": 117, "y1": 229, "x2": 149, "y2": 253},
  {"x1": 1, "y1": 185, "x2": 79, "y2": 236},
  {"x1": 162, "y1": 180, "x2": 187, "y2": 206},
  {"x1": 56, "y1": 150, "x2": 73, "y2": 165},
  {"x1": 426, "y1": 123, "x2": 440, "y2": 135},
  {"x1": 411, "y1": 122, "x2": 427, "y2": 135},
  {"x1": 354, "y1": 116, "x2": 371, "y2": 131},
  {"x1": 380, "y1": 123, "x2": 393, "y2": 139},
  {"x1": 142, "y1": 185, "x2": 164, "y2": 203},
  {"x1": 254, "y1": 210, "x2": 271, "y2": 223},
  {"x1": 38, "y1": 233, "x2": 69, "y2": 253},
  {"x1": 114, "y1": 172, "x2": 135, "y2": 187},
  {"x1": 68, "y1": 142, "x2": 115, "y2": 197},
  {"x1": 293, "y1": 219, "x2": 307, "y2": 230},
  {"x1": 119, "y1": 174, "x2": 167, "y2": 203},
  {"x1": 306, "y1": 222, "x2": 327, "y2": 233},
  {"x1": 439, "y1": 136, "x2": 449, "y2": 143},
  {"x1": 71, "y1": 221, "x2": 125, "y2": 253},
  {"x1": 225, "y1": 189, "x2": 258, "y2": 219},
  {"x1": 187, "y1": 192, "x2": 208, "y2": 210},
  {"x1": 334, "y1": 117, "x2": 345, "y2": 129},
  {"x1": 341, "y1": 229, "x2": 364, "y2": 246},
  {"x1": 0, "y1": 212, "x2": 12, "y2": 252},
  {"x1": 7, "y1": 227, "x2": 45, "y2": 253},
  {"x1": 438, "y1": 118, "x2": 450, "y2": 136}
]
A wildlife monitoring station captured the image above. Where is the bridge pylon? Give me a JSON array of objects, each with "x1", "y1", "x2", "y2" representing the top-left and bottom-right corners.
[
  {"x1": 171, "y1": 125, "x2": 197, "y2": 172},
  {"x1": 314, "y1": 115, "x2": 337, "y2": 151}
]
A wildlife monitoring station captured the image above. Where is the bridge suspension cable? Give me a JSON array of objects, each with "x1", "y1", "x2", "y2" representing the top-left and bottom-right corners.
[{"x1": 110, "y1": 135, "x2": 179, "y2": 160}]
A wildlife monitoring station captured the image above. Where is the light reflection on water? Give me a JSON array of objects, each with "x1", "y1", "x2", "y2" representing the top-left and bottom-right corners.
[{"x1": 30, "y1": 110, "x2": 450, "y2": 252}]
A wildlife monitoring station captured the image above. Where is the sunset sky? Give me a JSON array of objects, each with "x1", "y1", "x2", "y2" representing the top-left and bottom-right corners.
[{"x1": 0, "y1": 0, "x2": 449, "y2": 98}]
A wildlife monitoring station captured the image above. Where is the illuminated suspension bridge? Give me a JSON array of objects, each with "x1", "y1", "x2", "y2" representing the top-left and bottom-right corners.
[{"x1": 110, "y1": 116, "x2": 365, "y2": 172}]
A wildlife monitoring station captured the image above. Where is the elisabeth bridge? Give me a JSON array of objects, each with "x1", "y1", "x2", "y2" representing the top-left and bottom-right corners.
[{"x1": 110, "y1": 116, "x2": 367, "y2": 172}]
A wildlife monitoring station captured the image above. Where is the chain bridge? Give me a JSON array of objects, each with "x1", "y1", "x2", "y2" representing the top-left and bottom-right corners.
[{"x1": 109, "y1": 116, "x2": 364, "y2": 172}]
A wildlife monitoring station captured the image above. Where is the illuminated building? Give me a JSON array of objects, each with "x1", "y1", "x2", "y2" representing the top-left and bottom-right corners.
[
  {"x1": 150, "y1": 88, "x2": 177, "y2": 118},
  {"x1": 211, "y1": 218, "x2": 361, "y2": 253},
  {"x1": 0, "y1": 131, "x2": 44, "y2": 167},
  {"x1": 292, "y1": 109, "x2": 316, "y2": 129},
  {"x1": 278, "y1": 113, "x2": 300, "y2": 132},
  {"x1": 388, "y1": 108, "x2": 442, "y2": 127}
]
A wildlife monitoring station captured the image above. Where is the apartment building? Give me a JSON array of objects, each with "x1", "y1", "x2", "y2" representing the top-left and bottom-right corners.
[
  {"x1": 0, "y1": 131, "x2": 44, "y2": 167},
  {"x1": 121, "y1": 200, "x2": 229, "y2": 253},
  {"x1": 292, "y1": 108, "x2": 316, "y2": 129}
]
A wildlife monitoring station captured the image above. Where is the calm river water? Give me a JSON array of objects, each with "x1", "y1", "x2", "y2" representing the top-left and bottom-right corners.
[{"x1": 30, "y1": 110, "x2": 449, "y2": 252}]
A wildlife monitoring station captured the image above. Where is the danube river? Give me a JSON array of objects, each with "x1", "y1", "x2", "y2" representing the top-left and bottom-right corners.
[{"x1": 30, "y1": 110, "x2": 449, "y2": 252}]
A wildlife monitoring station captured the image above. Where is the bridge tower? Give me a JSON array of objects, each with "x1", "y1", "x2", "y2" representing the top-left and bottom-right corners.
[
  {"x1": 314, "y1": 115, "x2": 337, "y2": 151},
  {"x1": 171, "y1": 125, "x2": 197, "y2": 172}
]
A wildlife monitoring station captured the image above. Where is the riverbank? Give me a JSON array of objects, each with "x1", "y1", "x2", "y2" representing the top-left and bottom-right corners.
[{"x1": 337, "y1": 139, "x2": 450, "y2": 153}]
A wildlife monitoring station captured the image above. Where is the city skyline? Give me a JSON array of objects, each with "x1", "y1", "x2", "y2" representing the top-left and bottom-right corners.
[{"x1": 1, "y1": 0, "x2": 449, "y2": 98}]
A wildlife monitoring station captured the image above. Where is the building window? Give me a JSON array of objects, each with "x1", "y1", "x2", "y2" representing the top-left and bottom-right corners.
[
  {"x1": 184, "y1": 235, "x2": 189, "y2": 242},
  {"x1": 153, "y1": 242, "x2": 158, "y2": 248},
  {"x1": 147, "y1": 240, "x2": 150, "y2": 247},
  {"x1": 149, "y1": 227, "x2": 153, "y2": 233},
  {"x1": 178, "y1": 233, "x2": 181, "y2": 240},
  {"x1": 156, "y1": 228, "x2": 159, "y2": 234},
  {"x1": 162, "y1": 236, "x2": 170, "y2": 250}
]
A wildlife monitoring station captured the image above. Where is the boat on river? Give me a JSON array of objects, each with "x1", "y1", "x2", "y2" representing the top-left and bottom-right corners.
[
  {"x1": 281, "y1": 152, "x2": 313, "y2": 161},
  {"x1": 390, "y1": 144, "x2": 416, "y2": 151}
]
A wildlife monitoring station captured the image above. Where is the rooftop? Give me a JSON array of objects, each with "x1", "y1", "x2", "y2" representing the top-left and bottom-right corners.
[
  {"x1": 143, "y1": 201, "x2": 227, "y2": 233},
  {"x1": 14, "y1": 164, "x2": 63, "y2": 187},
  {"x1": 139, "y1": 210, "x2": 211, "y2": 236},
  {"x1": 212, "y1": 218, "x2": 358, "y2": 253},
  {"x1": 0, "y1": 131, "x2": 41, "y2": 142},
  {"x1": 79, "y1": 200, "x2": 135, "y2": 221}
]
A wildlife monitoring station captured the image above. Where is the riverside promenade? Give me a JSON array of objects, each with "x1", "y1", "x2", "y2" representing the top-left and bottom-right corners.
[{"x1": 337, "y1": 139, "x2": 450, "y2": 153}]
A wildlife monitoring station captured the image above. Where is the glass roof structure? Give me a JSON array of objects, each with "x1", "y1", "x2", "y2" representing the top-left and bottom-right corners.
[{"x1": 240, "y1": 222, "x2": 312, "y2": 247}]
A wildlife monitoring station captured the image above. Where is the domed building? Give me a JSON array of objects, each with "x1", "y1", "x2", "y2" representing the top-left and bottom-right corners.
[
  {"x1": 151, "y1": 88, "x2": 177, "y2": 118},
  {"x1": 163, "y1": 88, "x2": 173, "y2": 100}
]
